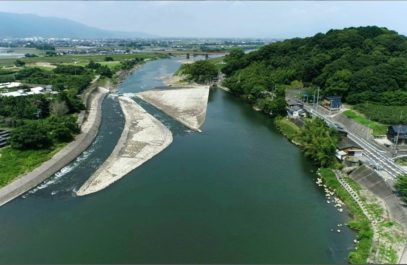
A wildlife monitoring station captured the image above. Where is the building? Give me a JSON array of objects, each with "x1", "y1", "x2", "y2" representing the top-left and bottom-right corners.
[
  {"x1": 0, "y1": 85, "x2": 56, "y2": 97},
  {"x1": 287, "y1": 99, "x2": 303, "y2": 108},
  {"x1": 387, "y1": 125, "x2": 407, "y2": 145},
  {"x1": 335, "y1": 137, "x2": 363, "y2": 164},
  {"x1": 287, "y1": 105, "x2": 306, "y2": 119},
  {"x1": 322, "y1": 96, "x2": 342, "y2": 111}
]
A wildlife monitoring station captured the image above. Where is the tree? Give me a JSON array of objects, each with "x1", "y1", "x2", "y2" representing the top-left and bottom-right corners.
[
  {"x1": 51, "y1": 101, "x2": 69, "y2": 116},
  {"x1": 395, "y1": 175, "x2": 407, "y2": 203},
  {"x1": 97, "y1": 65, "x2": 113, "y2": 78},
  {"x1": 51, "y1": 127, "x2": 73, "y2": 142},
  {"x1": 297, "y1": 118, "x2": 338, "y2": 167},
  {"x1": 11, "y1": 122, "x2": 53, "y2": 150},
  {"x1": 104, "y1": 56, "x2": 114, "y2": 61},
  {"x1": 221, "y1": 26, "x2": 407, "y2": 106},
  {"x1": 180, "y1": 60, "x2": 218, "y2": 84},
  {"x1": 14, "y1": 59, "x2": 25, "y2": 67},
  {"x1": 87, "y1": 60, "x2": 101, "y2": 70}
]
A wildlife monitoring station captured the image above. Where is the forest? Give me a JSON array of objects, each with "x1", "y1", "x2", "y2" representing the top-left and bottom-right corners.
[
  {"x1": 222, "y1": 26, "x2": 407, "y2": 109},
  {"x1": 0, "y1": 64, "x2": 97, "y2": 150}
]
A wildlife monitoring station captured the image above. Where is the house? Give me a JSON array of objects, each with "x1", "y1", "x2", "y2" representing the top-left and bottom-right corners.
[
  {"x1": 335, "y1": 137, "x2": 363, "y2": 164},
  {"x1": 287, "y1": 99, "x2": 303, "y2": 108},
  {"x1": 387, "y1": 125, "x2": 407, "y2": 145},
  {"x1": 287, "y1": 105, "x2": 306, "y2": 119},
  {"x1": 328, "y1": 122, "x2": 348, "y2": 137},
  {"x1": 322, "y1": 96, "x2": 342, "y2": 111}
]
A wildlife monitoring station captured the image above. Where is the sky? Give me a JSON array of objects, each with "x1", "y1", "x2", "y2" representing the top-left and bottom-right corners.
[{"x1": 1, "y1": 1, "x2": 407, "y2": 38}]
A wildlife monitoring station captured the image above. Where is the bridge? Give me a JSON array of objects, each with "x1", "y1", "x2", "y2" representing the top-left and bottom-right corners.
[{"x1": 157, "y1": 51, "x2": 226, "y2": 59}]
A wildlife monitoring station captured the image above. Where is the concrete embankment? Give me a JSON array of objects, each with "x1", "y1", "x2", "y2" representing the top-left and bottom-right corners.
[
  {"x1": 0, "y1": 87, "x2": 109, "y2": 207},
  {"x1": 76, "y1": 96, "x2": 173, "y2": 196},
  {"x1": 349, "y1": 165, "x2": 407, "y2": 228},
  {"x1": 349, "y1": 165, "x2": 407, "y2": 263},
  {"x1": 136, "y1": 86, "x2": 210, "y2": 131}
]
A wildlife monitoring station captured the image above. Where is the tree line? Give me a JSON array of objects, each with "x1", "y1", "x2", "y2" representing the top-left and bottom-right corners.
[{"x1": 222, "y1": 26, "x2": 407, "y2": 106}]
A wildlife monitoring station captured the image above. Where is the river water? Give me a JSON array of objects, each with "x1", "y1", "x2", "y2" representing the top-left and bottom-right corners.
[{"x1": 0, "y1": 57, "x2": 355, "y2": 263}]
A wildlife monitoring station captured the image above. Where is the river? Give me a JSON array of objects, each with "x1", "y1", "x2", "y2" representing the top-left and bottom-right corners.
[{"x1": 0, "y1": 57, "x2": 355, "y2": 263}]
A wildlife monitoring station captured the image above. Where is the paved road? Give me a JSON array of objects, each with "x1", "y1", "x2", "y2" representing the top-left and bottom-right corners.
[{"x1": 304, "y1": 105, "x2": 407, "y2": 179}]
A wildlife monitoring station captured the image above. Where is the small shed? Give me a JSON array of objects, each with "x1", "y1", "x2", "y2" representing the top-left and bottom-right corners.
[
  {"x1": 322, "y1": 96, "x2": 342, "y2": 110},
  {"x1": 387, "y1": 125, "x2": 407, "y2": 145},
  {"x1": 336, "y1": 137, "x2": 363, "y2": 162},
  {"x1": 287, "y1": 105, "x2": 305, "y2": 119},
  {"x1": 287, "y1": 99, "x2": 303, "y2": 108}
]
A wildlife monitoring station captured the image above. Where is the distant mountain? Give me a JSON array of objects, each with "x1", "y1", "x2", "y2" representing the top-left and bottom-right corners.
[{"x1": 0, "y1": 12, "x2": 155, "y2": 39}]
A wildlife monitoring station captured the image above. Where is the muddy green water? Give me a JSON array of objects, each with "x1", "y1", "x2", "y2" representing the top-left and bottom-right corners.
[{"x1": 0, "y1": 57, "x2": 354, "y2": 263}]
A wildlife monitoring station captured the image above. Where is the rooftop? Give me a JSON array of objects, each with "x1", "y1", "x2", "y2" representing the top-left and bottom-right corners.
[
  {"x1": 337, "y1": 137, "x2": 362, "y2": 150},
  {"x1": 325, "y1": 96, "x2": 342, "y2": 100},
  {"x1": 389, "y1": 125, "x2": 407, "y2": 134}
]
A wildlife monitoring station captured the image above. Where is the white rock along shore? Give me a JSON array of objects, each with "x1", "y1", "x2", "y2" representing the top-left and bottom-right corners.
[{"x1": 76, "y1": 96, "x2": 173, "y2": 196}]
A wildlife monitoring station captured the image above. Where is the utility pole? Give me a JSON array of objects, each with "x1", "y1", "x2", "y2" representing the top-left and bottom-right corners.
[
  {"x1": 394, "y1": 111, "x2": 403, "y2": 156},
  {"x1": 312, "y1": 90, "x2": 316, "y2": 110}
]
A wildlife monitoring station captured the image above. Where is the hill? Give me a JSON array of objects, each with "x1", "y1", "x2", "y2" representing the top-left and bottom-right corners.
[
  {"x1": 0, "y1": 12, "x2": 155, "y2": 39},
  {"x1": 222, "y1": 26, "x2": 407, "y2": 106}
]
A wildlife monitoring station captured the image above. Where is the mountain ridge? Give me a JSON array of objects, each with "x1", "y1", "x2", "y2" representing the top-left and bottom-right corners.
[{"x1": 0, "y1": 12, "x2": 156, "y2": 39}]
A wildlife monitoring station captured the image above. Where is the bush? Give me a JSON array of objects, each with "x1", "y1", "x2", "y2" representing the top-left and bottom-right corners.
[
  {"x1": 51, "y1": 127, "x2": 74, "y2": 142},
  {"x1": 11, "y1": 123, "x2": 53, "y2": 150}
]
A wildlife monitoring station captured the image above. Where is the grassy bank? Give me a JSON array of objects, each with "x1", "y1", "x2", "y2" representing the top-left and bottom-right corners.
[
  {"x1": 396, "y1": 157, "x2": 407, "y2": 166},
  {"x1": 274, "y1": 117, "x2": 300, "y2": 142},
  {"x1": 343, "y1": 109, "x2": 388, "y2": 136},
  {"x1": 318, "y1": 168, "x2": 373, "y2": 264},
  {"x1": 0, "y1": 53, "x2": 165, "y2": 67},
  {"x1": 273, "y1": 116, "x2": 373, "y2": 263},
  {"x1": 0, "y1": 144, "x2": 64, "y2": 187}
]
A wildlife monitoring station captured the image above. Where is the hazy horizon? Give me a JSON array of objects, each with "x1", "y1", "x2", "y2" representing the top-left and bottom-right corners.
[{"x1": 1, "y1": 1, "x2": 407, "y2": 38}]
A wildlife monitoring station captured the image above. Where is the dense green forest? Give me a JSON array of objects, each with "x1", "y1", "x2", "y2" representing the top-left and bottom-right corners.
[
  {"x1": 0, "y1": 63, "x2": 100, "y2": 150},
  {"x1": 179, "y1": 60, "x2": 218, "y2": 84},
  {"x1": 222, "y1": 26, "x2": 407, "y2": 107}
]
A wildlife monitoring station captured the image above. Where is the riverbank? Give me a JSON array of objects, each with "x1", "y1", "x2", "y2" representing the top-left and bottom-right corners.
[
  {"x1": 76, "y1": 96, "x2": 173, "y2": 196},
  {"x1": 274, "y1": 115, "x2": 407, "y2": 263},
  {"x1": 0, "y1": 86, "x2": 109, "y2": 206}
]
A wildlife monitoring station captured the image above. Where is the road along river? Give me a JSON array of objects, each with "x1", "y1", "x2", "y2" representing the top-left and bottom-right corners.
[{"x1": 0, "y1": 57, "x2": 355, "y2": 263}]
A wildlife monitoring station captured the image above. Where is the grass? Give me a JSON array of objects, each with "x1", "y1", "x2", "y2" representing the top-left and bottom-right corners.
[
  {"x1": 274, "y1": 117, "x2": 300, "y2": 142},
  {"x1": 207, "y1": 56, "x2": 225, "y2": 71},
  {"x1": 0, "y1": 53, "x2": 165, "y2": 67},
  {"x1": 354, "y1": 103, "x2": 407, "y2": 125},
  {"x1": 318, "y1": 168, "x2": 373, "y2": 264},
  {"x1": 343, "y1": 109, "x2": 388, "y2": 136},
  {"x1": 0, "y1": 144, "x2": 65, "y2": 187},
  {"x1": 378, "y1": 245, "x2": 398, "y2": 264},
  {"x1": 395, "y1": 157, "x2": 407, "y2": 166}
]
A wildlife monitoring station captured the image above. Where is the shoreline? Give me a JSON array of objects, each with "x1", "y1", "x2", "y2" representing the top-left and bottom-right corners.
[
  {"x1": 76, "y1": 96, "x2": 173, "y2": 196},
  {"x1": 274, "y1": 116, "x2": 407, "y2": 263},
  {"x1": 0, "y1": 86, "x2": 109, "y2": 206}
]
